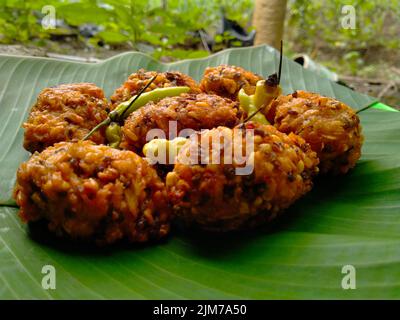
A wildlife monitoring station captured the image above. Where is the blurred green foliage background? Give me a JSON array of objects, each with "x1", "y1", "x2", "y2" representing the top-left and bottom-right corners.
[
  {"x1": 0, "y1": 0, "x2": 254, "y2": 60},
  {"x1": 287, "y1": 0, "x2": 400, "y2": 76},
  {"x1": 0, "y1": 0, "x2": 398, "y2": 105}
]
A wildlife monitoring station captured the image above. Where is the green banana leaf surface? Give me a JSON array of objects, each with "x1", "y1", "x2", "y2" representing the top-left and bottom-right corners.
[{"x1": 0, "y1": 45, "x2": 399, "y2": 299}]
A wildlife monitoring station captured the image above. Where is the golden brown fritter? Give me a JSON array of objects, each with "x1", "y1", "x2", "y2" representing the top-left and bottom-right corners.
[
  {"x1": 13, "y1": 141, "x2": 170, "y2": 245},
  {"x1": 199, "y1": 64, "x2": 263, "y2": 101},
  {"x1": 120, "y1": 93, "x2": 244, "y2": 153},
  {"x1": 23, "y1": 83, "x2": 109, "y2": 153},
  {"x1": 264, "y1": 90, "x2": 363, "y2": 174},
  {"x1": 166, "y1": 122, "x2": 319, "y2": 231},
  {"x1": 110, "y1": 69, "x2": 201, "y2": 108}
]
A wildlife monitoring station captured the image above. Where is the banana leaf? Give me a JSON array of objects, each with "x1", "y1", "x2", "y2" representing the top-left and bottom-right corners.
[{"x1": 0, "y1": 45, "x2": 399, "y2": 299}]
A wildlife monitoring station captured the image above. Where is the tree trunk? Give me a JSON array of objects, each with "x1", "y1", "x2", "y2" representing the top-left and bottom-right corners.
[{"x1": 252, "y1": 0, "x2": 287, "y2": 49}]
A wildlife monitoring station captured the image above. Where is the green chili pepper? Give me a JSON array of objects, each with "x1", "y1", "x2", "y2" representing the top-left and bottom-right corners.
[
  {"x1": 83, "y1": 85, "x2": 189, "y2": 141},
  {"x1": 253, "y1": 80, "x2": 268, "y2": 108},
  {"x1": 106, "y1": 122, "x2": 122, "y2": 149},
  {"x1": 113, "y1": 86, "x2": 190, "y2": 121},
  {"x1": 238, "y1": 88, "x2": 252, "y2": 113},
  {"x1": 238, "y1": 79, "x2": 284, "y2": 125},
  {"x1": 238, "y1": 85, "x2": 270, "y2": 125},
  {"x1": 240, "y1": 42, "x2": 284, "y2": 124},
  {"x1": 253, "y1": 79, "x2": 282, "y2": 109},
  {"x1": 247, "y1": 102, "x2": 269, "y2": 125}
]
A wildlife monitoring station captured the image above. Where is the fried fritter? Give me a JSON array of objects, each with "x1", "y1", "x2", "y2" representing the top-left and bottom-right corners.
[
  {"x1": 110, "y1": 69, "x2": 201, "y2": 108},
  {"x1": 166, "y1": 122, "x2": 319, "y2": 231},
  {"x1": 199, "y1": 64, "x2": 262, "y2": 101},
  {"x1": 13, "y1": 141, "x2": 170, "y2": 245},
  {"x1": 23, "y1": 83, "x2": 109, "y2": 153},
  {"x1": 120, "y1": 93, "x2": 244, "y2": 153},
  {"x1": 264, "y1": 90, "x2": 363, "y2": 174}
]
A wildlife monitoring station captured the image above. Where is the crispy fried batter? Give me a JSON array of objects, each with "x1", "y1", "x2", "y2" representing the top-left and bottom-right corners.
[
  {"x1": 110, "y1": 69, "x2": 201, "y2": 108},
  {"x1": 120, "y1": 93, "x2": 244, "y2": 153},
  {"x1": 199, "y1": 65, "x2": 262, "y2": 101},
  {"x1": 166, "y1": 122, "x2": 319, "y2": 231},
  {"x1": 13, "y1": 141, "x2": 171, "y2": 245},
  {"x1": 264, "y1": 90, "x2": 363, "y2": 174},
  {"x1": 23, "y1": 83, "x2": 109, "y2": 153}
]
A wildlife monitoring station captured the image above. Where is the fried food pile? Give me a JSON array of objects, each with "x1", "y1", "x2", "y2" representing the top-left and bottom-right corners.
[
  {"x1": 23, "y1": 83, "x2": 109, "y2": 153},
  {"x1": 166, "y1": 123, "x2": 319, "y2": 231},
  {"x1": 264, "y1": 90, "x2": 363, "y2": 174},
  {"x1": 14, "y1": 141, "x2": 170, "y2": 245},
  {"x1": 110, "y1": 69, "x2": 201, "y2": 109},
  {"x1": 121, "y1": 93, "x2": 243, "y2": 152},
  {"x1": 200, "y1": 64, "x2": 262, "y2": 101},
  {"x1": 14, "y1": 64, "x2": 364, "y2": 245}
]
